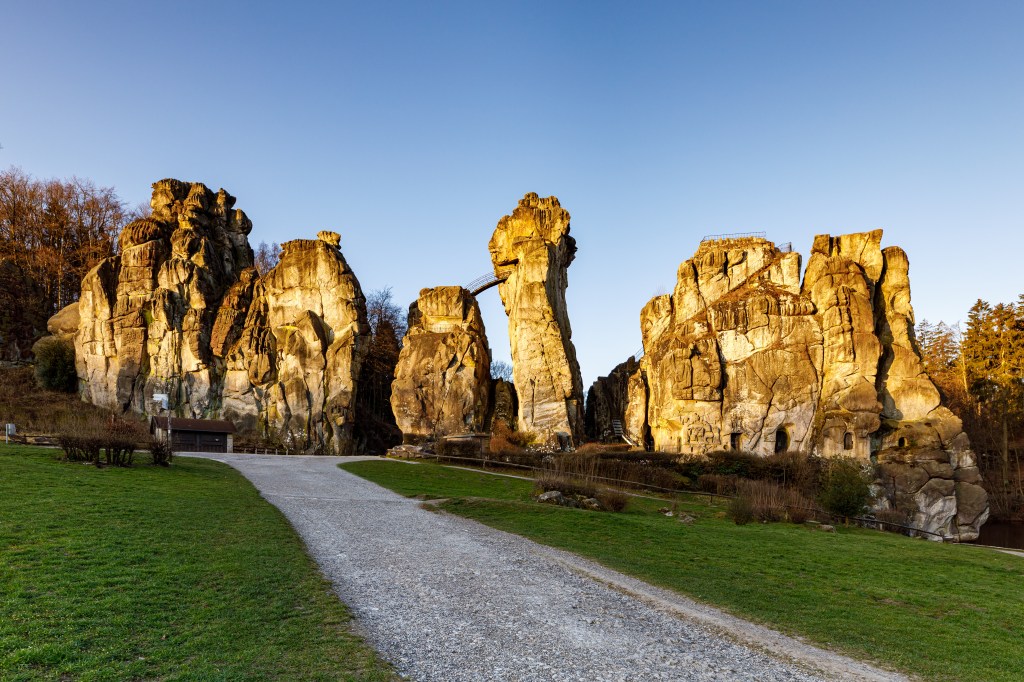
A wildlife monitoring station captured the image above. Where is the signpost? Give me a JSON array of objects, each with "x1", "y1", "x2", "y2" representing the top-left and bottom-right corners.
[{"x1": 4, "y1": 423, "x2": 14, "y2": 445}]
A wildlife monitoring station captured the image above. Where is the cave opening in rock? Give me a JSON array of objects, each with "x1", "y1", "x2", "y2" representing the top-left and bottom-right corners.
[
  {"x1": 774, "y1": 427, "x2": 789, "y2": 453},
  {"x1": 844, "y1": 432, "x2": 853, "y2": 450}
]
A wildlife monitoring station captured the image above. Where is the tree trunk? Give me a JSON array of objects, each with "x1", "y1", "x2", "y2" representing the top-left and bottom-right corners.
[{"x1": 1002, "y1": 413, "x2": 1010, "y2": 485}]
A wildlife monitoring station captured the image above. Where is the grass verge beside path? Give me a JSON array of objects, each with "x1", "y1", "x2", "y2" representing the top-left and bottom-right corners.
[
  {"x1": 342, "y1": 459, "x2": 1024, "y2": 682},
  {"x1": 1, "y1": 446, "x2": 395, "y2": 681}
]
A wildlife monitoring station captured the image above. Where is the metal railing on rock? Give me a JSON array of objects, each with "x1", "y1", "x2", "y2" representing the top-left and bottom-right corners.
[
  {"x1": 700, "y1": 231, "x2": 767, "y2": 242},
  {"x1": 465, "y1": 272, "x2": 507, "y2": 296}
]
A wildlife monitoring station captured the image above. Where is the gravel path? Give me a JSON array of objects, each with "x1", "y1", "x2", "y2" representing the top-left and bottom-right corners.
[{"x1": 185, "y1": 454, "x2": 906, "y2": 682}]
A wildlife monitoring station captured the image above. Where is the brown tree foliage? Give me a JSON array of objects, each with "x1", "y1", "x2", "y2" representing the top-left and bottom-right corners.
[{"x1": 0, "y1": 167, "x2": 129, "y2": 359}]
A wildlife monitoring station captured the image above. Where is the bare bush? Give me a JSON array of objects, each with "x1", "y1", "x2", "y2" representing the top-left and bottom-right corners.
[
  {"x1": 534, "y1": 474, "x2": 598, "y2": 500},
  {"x1": 595, "y1": 488, "x2": 630, "y2": 512},
  {"x1": 784, "y1": 488, "x2": 816, "y2": 524},
  {"x1": 728, "y1": 495, "x2": 754, "y2": 525},
  {"x1": 149, "y1": 439, "x2": 172, "y2": 466},
  {"x1": 737, "y1": 479, "x2": 786, "y2": 522},
  {"x1": 873, "y1": 508, "x2": 913, "y2": 533},
  {"x1": 698, "y1": 473, "x2": 739, "y2": 496}
]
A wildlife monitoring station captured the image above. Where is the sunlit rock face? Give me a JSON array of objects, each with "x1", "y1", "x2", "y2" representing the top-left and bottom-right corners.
[
  {"x1": 70, "y1": 179, "x2": 370, "y2": 455},
  {"x1": 629, "y1": 237, "x2": 822, "y2": 457},
  {"x1": 489, "y1": 193, "x2": 584, "y2": 447},
  {"x1": 76, "y1": 179, "x2": 255, "y2": 415},
  {"x1": 603, "y1": 232, "x2": 987, "y2": 540},
  {"x1": 802, "y1": 231, "x2": 884, "y2": 460},
  {"x1": 390, "y1": 286, "x2": 491, "y2": 441},
  {"x1": 221, "y1": 234, "x2": 370, "y2": 454}
]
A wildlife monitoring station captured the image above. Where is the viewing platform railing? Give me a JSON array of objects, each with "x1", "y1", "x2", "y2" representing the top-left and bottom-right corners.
[{"x1": 700, "y1": 231, "x2": 767, "y2": 242}]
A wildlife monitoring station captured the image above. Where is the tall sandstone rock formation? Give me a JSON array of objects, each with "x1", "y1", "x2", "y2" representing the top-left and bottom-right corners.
[
  {"x1": 488, "y1": 193, "x2": 584, "y2": 446},
  {"x1": 390, "y1": 286, "x2": 491, "y2": 440},
  {"x1": 220, "y1": 232, "x2": 370, "y2": 454},
  {"x1": 77, "y1": 179, "x2": 255, "y2": 414},
  {"x1": 71, "y1": 180, "x2": 369, "y2": 454},
  {"x1": 591, "y1": 232, "x2": 987, "y2": 540}
]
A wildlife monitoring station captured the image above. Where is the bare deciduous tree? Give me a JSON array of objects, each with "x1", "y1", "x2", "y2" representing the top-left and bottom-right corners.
[
  {"x1": 253, "y1": 241, "x2": 280, "y2": 275},
  {"x1": 491, "y1": 360, "x2": 513, "y2": 382},
  {"x1": 354, "y1": 287, "x2": 406, "y2": 453},
  {"x1": 0, "y1": 166, "x2": 128, "y2": 359}
]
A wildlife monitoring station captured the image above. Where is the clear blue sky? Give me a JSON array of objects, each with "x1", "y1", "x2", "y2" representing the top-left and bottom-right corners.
[{"x1": 3, "y1": 1, "x2": 1022, "y2": 388}]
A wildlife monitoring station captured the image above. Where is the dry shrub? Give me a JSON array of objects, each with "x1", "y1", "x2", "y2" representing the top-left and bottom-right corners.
[
  {"x1": 489, "y1": 421, "x2": 523, "y2": 454},
  {"x1": 103, "y1": 415, "x2": 145, "y2": 466},
  {"x1": 873, "y1": 508, "x2": 912, "y2": 533},
  {"x1": 534, "y1": 474, "x2": 598, "y2": 499},
  {"x1": 678, "y1": 450, "x2": 825, "y2": 497},
  {"x1": 56, "y1": 415, "x2": 107, "y2": 464},
  {"x1": 737, "y1": 479, "x2": 787, "y2": 522},
  {"x1": 507, "y1": 429, "x2": 537, "y2": 448},
  {"x1": 698, "y1": 473, "x2": 739, "y2": 496},
  {"x1": 784, "y1": 488, "x2": 816, "y2": 524},
  {"x1": 705, "y1": 450, "x2": 767, "y2": 478},
  {"x1": 57, "y1": 432, "x2": 104, "y2": 464},
  {"x1": 595, "y1": 488, "x2": 630, "y2": 512},
  {"x1": 574, "y1": 442, "x2": 631, "y2": 455},
  {"x1": 149, "y1": 439, "x2": 172, "y2": 466},
  {"x1": 763, "y1": 451, "x2": 824, "y2": 496},
  {"x1": 55, "y1": 413, "x2": 145, "y2": 467},
  {"x1": 545, "y1": 451, "x2": 687, "y2": 491},
  {"x1": 550, "y1": 452, "x2": 600, "y2": 479},
  {"x1": 728, "y1": 495, "x2": 754, "y2": 525},
  {"x1": 494, "y1": 450, "x2": 545, "y2": 469}
]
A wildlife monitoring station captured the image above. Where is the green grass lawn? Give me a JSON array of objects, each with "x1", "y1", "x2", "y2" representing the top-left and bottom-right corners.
[
  {"x1": 343, "y1": 459, "x2": 1024, "y2": 682},
  {"x1": 1, "y1": 446, "x2": 394, "y2": 681}
]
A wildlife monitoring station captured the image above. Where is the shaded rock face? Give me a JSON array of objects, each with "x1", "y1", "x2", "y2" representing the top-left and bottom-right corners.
[
  {"x1": 585, "y1": 356, "x2": 641, "y2": 443},
  {"x1": 490, "y1": 379, "x2": 518, "y2": 433},
  {"x1": 71, "y1": 179, "x2": 369, "y2": 454},
  {"x1": 612, "y1": 232, "x2": 986, "y2": 540},
  {"x1": 489, "y1": 193, "x2": 584, "y2": 446},
  {"x1": 390, "y1": 286, "x2": 491, "y2": 441}
]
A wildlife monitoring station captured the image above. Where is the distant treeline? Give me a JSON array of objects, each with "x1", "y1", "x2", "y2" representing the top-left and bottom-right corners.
[
  {"x1": 0, "y1": 167, "x2": 137, "y2": 360},
  {"x1": 0, "y1": 167, "x2": 285, "y2": 363},
  {"x1": 919, "y1": 299, "x2": 1024, "y2": 519}
]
